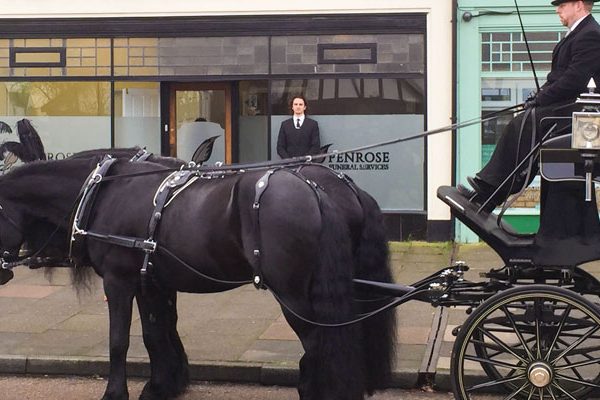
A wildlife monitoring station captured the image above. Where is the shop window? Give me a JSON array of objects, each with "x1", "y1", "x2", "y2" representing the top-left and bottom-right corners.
[
  {"x1": 0, "y1": 81, "x2": 111, "y2": 162},
  {"x1": 238, "y1": 80, "x2": 268, "y2": 163},
  {"x1": 269, "y1": 78, "x2": 425, "y2": 212},
  {"x1": 114, "y1": 82, "x2": 161, "y2": 154}
]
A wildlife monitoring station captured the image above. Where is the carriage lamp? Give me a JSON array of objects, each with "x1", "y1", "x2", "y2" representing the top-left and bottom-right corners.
[{"x1": 571, "y1": 112, "x2": 600, "y2": 149}]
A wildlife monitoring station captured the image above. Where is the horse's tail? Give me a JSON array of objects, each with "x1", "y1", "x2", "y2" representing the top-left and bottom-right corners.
[
  {"x1": 355, "y1": 189, "x2": 397, "y2": 394},
  {"x1": 310, "y1": 194, "x2": 366, "y2": 399}
]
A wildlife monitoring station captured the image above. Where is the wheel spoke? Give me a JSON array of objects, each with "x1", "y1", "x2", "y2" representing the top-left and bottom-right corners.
[
  {"x1": 526, "y1": 385, "x2": 535, "y2": 400},
  {"x1": 551, "y1": 325, "x2": 600, "y2": 364},
  {"x1": 552, "y1": 381, "x2": 578, "y2": 400},
  {"x1": 544, "y1": 304, "x2": 572, "y2": 362},
  {"x1": 555, "y1": 372, "x2": 600, "y2": 388},
  {"x1": 501, "y1": 305, "x2": 535, "y2": 361},
  {"x1": 554, "y1": 356, "x2": 600, "y2": 371},
  {"x1": 502, "y1": 381, "x2": 530, "y2": 400},
  {"x1": 547, "y1": 385, "x2": 558, "y2": 400},
  {"x1": 561, "y1": 354, "x2": 585, "y2": 382},
  {"x1": 464, "y1": 354, "x2": 526, "y2": 371},
  {"x1": 477, "y1": 326, "x2": 529, "y2": 364},
  {"x1": 466, "y1": 373, "x2": 527, "y2": 392}
]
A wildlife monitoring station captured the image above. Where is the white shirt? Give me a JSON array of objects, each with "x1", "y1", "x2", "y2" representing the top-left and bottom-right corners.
[
  {"x1": 294, "y1": 114, "x2": 305, "y2": 129},
  {"x1": 567, "y1": 14, "x2": 588, "y2": 36}
]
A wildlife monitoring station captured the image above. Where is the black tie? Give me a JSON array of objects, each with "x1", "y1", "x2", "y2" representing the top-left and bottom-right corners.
[{"x1": 296, "y1": 119, "x2": 300, "y2": 128}]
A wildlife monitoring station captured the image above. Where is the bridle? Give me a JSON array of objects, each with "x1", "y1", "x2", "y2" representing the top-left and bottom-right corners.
[{"x1": 0, "y1": 200, "x2": 71, "y2": 271}]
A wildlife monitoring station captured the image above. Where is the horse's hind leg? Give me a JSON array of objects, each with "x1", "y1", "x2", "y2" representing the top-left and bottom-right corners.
[
  {"x1": 281, "y1": 312, "x2": 322, "y2": 400},
  {"x1": 136, "y1": 286, "x2": 189, "y2": 400},
  {"x1": 102, "y1": 273, "x2": 137, "y2": 400}
]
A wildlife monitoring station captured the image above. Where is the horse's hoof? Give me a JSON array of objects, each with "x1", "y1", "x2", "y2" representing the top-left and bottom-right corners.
[
  {"x1": 0, "y1": 269, "x2": 14, "y2": 285},
  {"x1": 101, "y1": 393, "x2": 129, "y2": 400},
  {"x1": 139, "y1": 383, "x2": 167, "y2": 400}
]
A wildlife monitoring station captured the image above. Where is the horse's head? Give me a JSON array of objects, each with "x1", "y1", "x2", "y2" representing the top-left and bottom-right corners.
[{"x1": 0, "y1": 158, "x2": 99, "y2": 282}]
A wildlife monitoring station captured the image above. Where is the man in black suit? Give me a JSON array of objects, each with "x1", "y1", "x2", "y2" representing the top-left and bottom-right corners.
[
  {"x1": 459, "y1": 0, "x2": 600, "y2": 212},
  {"x1": 277, "y1": 95, "x2": 321, "y2": 158}
]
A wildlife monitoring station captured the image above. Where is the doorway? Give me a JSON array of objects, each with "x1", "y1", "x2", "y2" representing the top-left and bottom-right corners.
[{"x1": 168, "y1": 82, "x2": 232, "y2": 164}]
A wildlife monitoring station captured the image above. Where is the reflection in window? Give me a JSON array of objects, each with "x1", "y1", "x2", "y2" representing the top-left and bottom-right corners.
[
  {"x1": 271, "y1": 78, "x2": 424, "y2": 115},
  {"x1": 269, "y1": 77, "x2": 425, "y2": 212},
  {"x1": 0, "y1": 81, "x2": 111, "y2": 159},
  {"x1": 0, "y1": 81, "x2": 110, "y2": 116},
  {"x1": 238, "y1": 80, "x2": 268, "y2": 163}
]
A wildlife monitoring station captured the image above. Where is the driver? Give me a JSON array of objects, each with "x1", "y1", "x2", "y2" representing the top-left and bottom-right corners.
[{"x1": 458, "y1": 0, "x2": 600, "y2": 212}]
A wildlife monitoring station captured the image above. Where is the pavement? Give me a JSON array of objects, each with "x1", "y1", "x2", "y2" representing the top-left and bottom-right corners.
[{"x1": 0, "y1": 242, "x2": 596, "y2": 393}]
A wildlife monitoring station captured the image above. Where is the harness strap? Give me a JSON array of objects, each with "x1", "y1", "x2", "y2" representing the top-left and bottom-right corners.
[
  {"x1": 82, "y1": 232, "x2": 157, "y2": 252},
  {"x1": 140, "y1": 171, "x2": 196, "y2": 277},
  {"x1": 251, "y1": 168, "x2": 325, "y2": 290},
  {"x1": 252, "y1": 169, "x2": 275, "y2": 289},
  {"x1": 69, "y1": 156, "x2": 118, "y2": 262}
]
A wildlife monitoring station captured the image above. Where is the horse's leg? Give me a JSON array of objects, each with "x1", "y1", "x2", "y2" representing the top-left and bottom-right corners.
[
  {"x1": 281, "y1": 311, "x2": 321, "y2": 400},
  {"x1": 136, "y1": 286, "x2": 189, "y2": 400},
  {"x1": 101, "y1": 273, "x2": 137, "y2": 400}
]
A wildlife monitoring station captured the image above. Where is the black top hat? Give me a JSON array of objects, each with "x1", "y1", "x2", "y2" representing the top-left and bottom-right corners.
[{"x1": 551, "y1": 0, "x2": 599, "y2": 5}]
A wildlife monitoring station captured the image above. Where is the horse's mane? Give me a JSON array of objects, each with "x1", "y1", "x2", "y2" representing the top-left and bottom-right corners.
[
  {"x1": 70, "y1": 147, "x2": 143, "y2": 160},
  {"x1": 0, "y1": 158, "x2": 100, "y2": 201}
]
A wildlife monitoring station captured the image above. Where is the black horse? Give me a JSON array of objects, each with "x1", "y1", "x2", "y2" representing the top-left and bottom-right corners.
[
  {"x1": 68, "y1": 147, "x2": 397, "y2": 394},
  {"x1": 0, "y1": 155, "x2": 394, "y2": 400}
]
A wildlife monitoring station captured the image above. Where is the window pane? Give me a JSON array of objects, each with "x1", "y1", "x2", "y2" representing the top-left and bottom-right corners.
[
  {"x1": 269, "y1": 78, "x2": 425, "y2": 212},
  {"x1": 114, "y1": 82, "x2": 161, "y2": 154},
  {"x1": 238, "y1": 80, "x2": 268, "y2": 163},
  {"x1": 0, "y1": 81, "x2": 111, "y2": 161}
]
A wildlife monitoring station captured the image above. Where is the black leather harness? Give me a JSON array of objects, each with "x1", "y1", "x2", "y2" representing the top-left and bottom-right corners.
[
  {"x1": 70, "y1": 157, "x2": 199, "y2": 286},
  {"x1": 69, "y1": 155, "x2": 322, "y2": 291}
]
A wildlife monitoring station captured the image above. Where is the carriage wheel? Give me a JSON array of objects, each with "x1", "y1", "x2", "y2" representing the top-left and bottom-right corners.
[{"x1": 451, "y1": 285, "x2": 600, "y2": 400}]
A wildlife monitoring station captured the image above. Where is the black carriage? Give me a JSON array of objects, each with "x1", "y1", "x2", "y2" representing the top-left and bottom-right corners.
[{"x1": 357, "y1": 83, "x2": 600, "y2": 399}]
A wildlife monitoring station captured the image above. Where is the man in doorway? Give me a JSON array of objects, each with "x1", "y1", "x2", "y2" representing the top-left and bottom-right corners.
[
  {"x1": 458, "y1": 0, "x2": 600, "y2": 212},
  {"x1": 277, "y1": 95, "x2": 321, "y2": 158}
]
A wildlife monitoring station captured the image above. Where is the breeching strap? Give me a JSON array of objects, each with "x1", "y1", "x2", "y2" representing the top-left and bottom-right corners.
[{"x1": 251, "y1": 169, "x2": 275, "y2": 289}]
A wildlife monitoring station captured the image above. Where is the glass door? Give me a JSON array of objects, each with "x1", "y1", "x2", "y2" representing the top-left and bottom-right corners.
[{"x1": 168, "y1": 82, "x2": 231, "y2": 164}]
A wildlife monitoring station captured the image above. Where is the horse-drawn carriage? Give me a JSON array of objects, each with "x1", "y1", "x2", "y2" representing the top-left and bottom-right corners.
[{"x1": 0, "y1": 84, "x2": 599, "y2": 400}]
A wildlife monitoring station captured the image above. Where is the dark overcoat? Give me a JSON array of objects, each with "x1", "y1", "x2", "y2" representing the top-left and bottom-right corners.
[{"x1": 276, "y1": 118, "x2": 321, "y2": 158}]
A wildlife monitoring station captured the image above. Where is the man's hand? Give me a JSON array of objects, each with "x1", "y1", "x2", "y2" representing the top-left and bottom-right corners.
[
  {"x1": 524, "y1": 90, "x2": 538, "y2": 109},
  {"x1": 524, "y1": 97, "x2": 538, "y2": 109}
]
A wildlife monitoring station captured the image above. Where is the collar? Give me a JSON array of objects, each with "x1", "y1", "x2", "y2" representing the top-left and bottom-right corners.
[
  {"x1": 568, "y1": 14, "x2": 589, "y2": 35},
  {"x1": 294, "y1": 115, "x2": 305, "y2": 127}
]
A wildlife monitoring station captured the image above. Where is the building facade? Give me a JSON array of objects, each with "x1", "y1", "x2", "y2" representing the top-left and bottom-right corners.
[
  {"x1": 455, "y1": 0, "x2": 598, "y2": 242},
  {"x1": 0, "y1": 1, "x2": 453, "y2": 241}
]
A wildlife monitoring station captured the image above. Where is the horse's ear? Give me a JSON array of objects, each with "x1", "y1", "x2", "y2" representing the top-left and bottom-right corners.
[
  {"x1": 191, "y1": 135, "x2": 220, "y2": 165},
  {"x1": 17, "y1": 119, "x2": 46, "y2": 161},
  {"x1": 0, "y1": 121, "x2": 12, "y2": 134},
  {"x1": 316, "y1": 143, "x2": 332, "y2": 163},
  {"x1": 320, "y1": 143, "x2": 332, "y2": 154}
]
